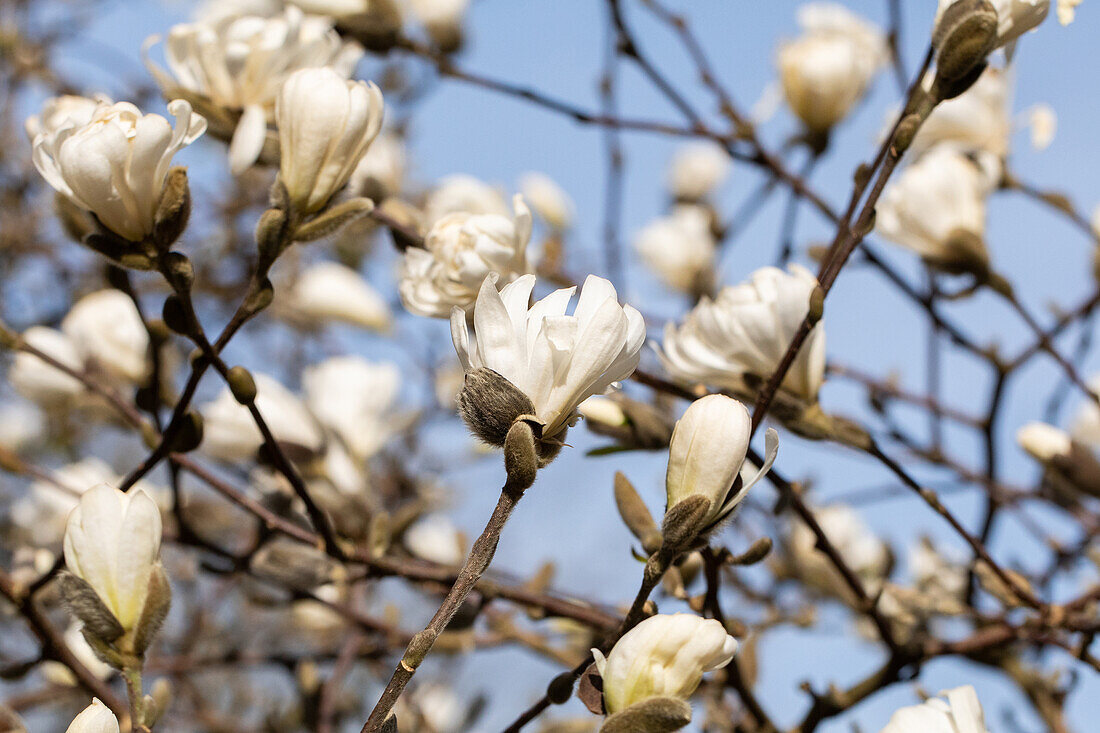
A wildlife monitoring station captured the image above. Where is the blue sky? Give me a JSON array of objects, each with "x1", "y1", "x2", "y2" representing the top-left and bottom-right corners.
[{"x1": 18, "y1": 0, "x2": 1100, "y2": 730}]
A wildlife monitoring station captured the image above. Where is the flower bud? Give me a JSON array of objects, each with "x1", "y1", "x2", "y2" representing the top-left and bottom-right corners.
[
  {"x1": 665, "y1": 395, "x2": 778, "y2": 532},
  {"x1": 880, "y1": 685, "x2": 988, "y2": 733},
  {"x1": 65, "y1": 699, "x2": 119, "y2": 733},
  {"x1": 1017, "y1": 421, "x2": 1072, "y2": 463},
  {"x1": 276, "y1": 68, "x2": 384, "y2": 216},
  {"x1": 457, "y1": 367, "x2": 537, "y2": 448},
  {"x1": 933, "y1": 0, "x2": 998, "y2": 83},
  {"x1": 592, "y1": 613, "x2": 737, "y2": 715},
  {"x1": 62, "y1": 486, "x2": 168, "y2": 653}
]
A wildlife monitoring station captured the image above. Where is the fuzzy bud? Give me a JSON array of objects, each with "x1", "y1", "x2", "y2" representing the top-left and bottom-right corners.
[
  {"x1": 153, "y1": 167, "x2": 191, "y2": 250},
  {"x1": 226, "y1": 366, "x2": 258, "y2": 406},
  {"x1": 933, "y1": 0, "x2": 998, "y2": 83},
  {"x1": 599, "y1": 697, "x2": 693, "y2": 733},
  {"x1": 457, "y1": 368, "x2": 537, "y2": 448}
]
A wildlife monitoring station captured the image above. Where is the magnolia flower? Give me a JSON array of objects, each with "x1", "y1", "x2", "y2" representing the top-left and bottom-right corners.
[
  {"x1": 64, "y1": 485, "x2": 163, "y2": 632},
  {"x1": 61, "y1": 290, "x2": 149, "y2": 384},
  {"x1": 302, "y1": 356, "x2": 401, "y2": 461},
  {"x1": 876, "y1": 147, "x2": 995, "y2": 271},
  {"x1": 423, "y1": 174, "x2": 510, "y2": 225},
  {"x1": 788, "y1": 504, "x2": 891, "y2": 597},
  {"x1": 1058, "y1": 0, "x2": 1082, "y2": 24},
  {"x1": 201, "y1": 373, "x2": 324, "y2": 461},
  {"x1": 286, "y1": 261, "x2": 391, "y2": 331},
  {"x1": 404, "y1": 515, "x2": 465, "y2": 565},
  {"x1": 578, "y1": 395, "x2": 628, "y2": 428},
  {"x1": 593, "y1": 613, "x2": 737, "y2": 714},
  {"x1": 195, "y1": 0, "x2": 282, "y2": 23},
  {"x1": 276, "y1": 67, "x2": 384, "y2": 214},
  {"x1": 908, "y1": 68, "x2": 1010, "y2": 169},
  {"x1": 348, "y1": 130, "x2": 405, "y2": 200},
  {"x1": 0, "y1": 400, "x2": 46, "y2": 452},
  {"x1": 658, "y1": 264, "x2": 826, "y2": 403},
  {"x1": 936, "y1": 0, "x2": 1049, "y2": 54},
  {"x1": 65, "y1": 699, "x2": 119, "y2": 733},
  {"x1": 32, "y1": 100, "x2": 205, "y2": 242},
  {"x1": 1071, "y1": 377, "x2": 1100, "y2": 447},
  {"x1": 667, "y1": 142, "x2": 731, "y2": 201},
  {"x1": 407, "y1": 0, "x2": 469, "y2": 50},
  {"x1": 634, "y1": 204, "x2": 716, "y2": 293},
  {"x1": 452, "y1": 274, "x2": 645, "y2": 441},
  {"x1": 880, "y1": 685, "x2": 989, "y2": 733},
  {"x1": 8, "y1": 327, "x2": 85, "y2": 405},
  {"x1": 24, "y1": 94, "x2": 106, "y2": 143},
  {"x1": 665, "y1": 395, "x2": 777, "y2": 531},
  {"x1": 1017, "y1": 421, "x2": 1072, "y2": 462},
  {"x1": 518, "y1": 172, "x2": 574, "y2": 231},
  {"x1": 400, "y1": 194, "x2": 533, "y2": 318},
  {"x1": 290, "y1": 0, "x2": 397, "y2": 16},
  {"x1": 777, "y1": 3, "x2": 888, "y2": 134},
  {"x1": 147, "y1": 7, "x2": 362, "y2": 173}
]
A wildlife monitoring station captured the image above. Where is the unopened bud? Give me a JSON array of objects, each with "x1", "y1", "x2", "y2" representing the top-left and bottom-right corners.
[
  {"x1": 807, "y1": 286, "x2": 826, "y2": 324},
  {"x1": 731, "y1": 537, "x2": 773, "y2": 566},
  {"x1": 660, "y1": 495, "x2": 712, "y2": 558},
  {"x1": 547, "y1": 671, "x2": 576, "y2": 705},
  {"x1": 457, "y1": 368, "x2": 537, "y2": 447},
  {"x1": 169, "y1": 411, "x2": 204, "y2": 454},
  {"x1": 153, "y1": 167, "x2": 191, "y2": 249},
  {"x1": 226, "y1": 366, "x2": 257, "y2": 405},
  {"x1": 892, "y1": 114, "x2": 923, "y2": 154},
  {"x1": 255, "y1": 208, "x2": 290, "y2": 263},
  {"x1": 292, "y1": 197, "x2": 374, "y2": 243},
  {"x1": 504, "y1": 419, "x2": 539, "y2": 491},
  {"x1": 243, "y1": 278, "x2": 275, "y2": 317},
  {"x1": 933, "y1": 0, "x2": 998, "y2": 83},
  {"x1": 161, "y1": 295, "x2": 191, "y2": 335},
  {"x1": 614, "y1": 472, "x2": 661, "y2": 555}
]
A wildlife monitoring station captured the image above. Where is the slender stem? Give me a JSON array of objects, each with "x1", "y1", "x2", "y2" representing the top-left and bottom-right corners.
[{"x1": 361, "y1": 483, "x2": 527, "y2": 732}]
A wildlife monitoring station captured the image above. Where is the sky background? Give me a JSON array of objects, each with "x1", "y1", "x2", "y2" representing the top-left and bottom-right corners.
[{"x1": 10, "y1": 0, "x2": 1100, "y2": 731}]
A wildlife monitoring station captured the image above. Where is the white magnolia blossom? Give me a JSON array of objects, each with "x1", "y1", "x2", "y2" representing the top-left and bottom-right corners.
[
  {"x1": 634, "y1": 204, "x2": 716, "y2": 293},
  {"x1": 879, "y1": 685, "x2": 989, "y2": 733},
  {"x1": 404, "y1": 514, "x2": 465, "y2": 565},
  {"x1": 1071, "y1": 376, "x2": 1100, "y2": 447},
  {"x1": 9, "y1": 327, "x2": 85, "y2": 405},
  {"x1": 287, "y1": 261, "x2": 391, "y2": 331},
  {"x1": 407, "y1": 0, "x2": 468, "y2": 49},
  {"x1": 148, "y1": 7, "x2": 362, "y2": 174},
  {"x1": 195, "y1": 0, "x2": 282, "y2": 23},
  {"x1": 876, "y1": 147, "x2": 995, "y2": 267},
  {"x1": 659, "y1": 264, "x2": 826, "y2": 402},
  {"x1": 32, "y1": 100, "x2": 205, "y2": 242},
  {"x1": 1017, "y1": 421, "x2": 1073, "y2": 462},
  {"x1": 400, "y1": 194, "x2": 533, "y2": 318},
  {"x1": 276, "y1": 67, "x2": 385, "y2": 214},
  {"x1": 789, "y1": 504, "x2": 891, "y2": 596},
  {"x1": 1058, "y1": 0, "x2": 1083, "y2": 24},
  {"x1": 665, "y1": 395, "x2": 778, "y2": 529},
  {"x1": 302, "y1": 356, "x2": 401, "y2": 461},
  {"x1": 593, "y1": 612, "x2": 738, "y2": 714},
  {"x1": 65, "y1": 699, "x2": 119, "y2": 733},
  {"x1": 64, "y1": 485, "x2": 163, "y2": 632},
  {"x1": 908, "y1": 68, "x2": 1010, "y2": 170},
  {"x1": 423, "y1": 174, "x2": 510, "y2": 225},
  {"x1": 452, "y1": 274, "x2": 645, "y2": 439},
  {"x1": 667, "y1": 141, "x2": 731, "y2": 201},
  {"x1": 518, "y1": 172, "x2": 574, "y2": 231},
  {"x1": 777, "y1": 3, "x2": 888, "y2": 134},
  {"x1": 0, "y1": 400, "x2": 46, "y2": 452},
  {"x1": 936, "y1": 0, "x2": 1050, "y2": 54},
  {"x1": 25, "y1": 94, "x2": 107, "y2": 143},
  {"x1": 290, "y1": 0, "x2": 394, "y2": 16},
  {"x1": 61, "y1": 289, "x2": 150, "y2": 384},
  {"x1": 201, "y1": 373, "x2": 324, "y2": 461},
  {"x1": 348, "y1": 130, "x2": 406, "y2": 199}
]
